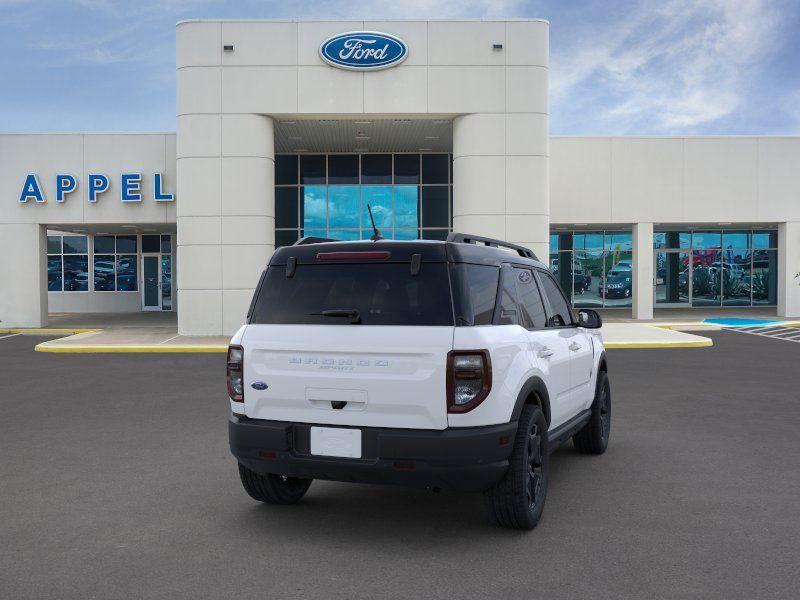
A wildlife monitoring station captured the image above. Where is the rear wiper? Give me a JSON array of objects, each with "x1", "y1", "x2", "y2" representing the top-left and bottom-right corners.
[{"x1": 310, "y1": 309, "x2": 362, "y2": 324}]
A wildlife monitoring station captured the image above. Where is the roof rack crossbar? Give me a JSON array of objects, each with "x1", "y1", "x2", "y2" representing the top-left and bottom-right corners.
[
  {"x1": 293, "y1": 236, "x2": 339, "y2": 245},
  {"x1": 446, "y1": 233, "x2": 538, "y2": 260}
]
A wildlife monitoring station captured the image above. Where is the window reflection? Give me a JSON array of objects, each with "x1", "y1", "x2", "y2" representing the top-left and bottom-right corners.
[
  {"x1": 275, "y1": 153, "x2": 452, "y2": 247},
  {"x1": 63, "y1": 255, "x2": 89, "y2": 291},
  {"x1": 394, "y1": 186, "x2": 419, "y2": 228},
  {"x1": 753, "y1": 249, "x2": 777, "y2": 305},
  {"x1": 328, "y1": 186, "x2": 359, "y2": 228},
  {"x1": 655, "y1": 251, "x2": 690, "y2": 305},
  {"x1": 362, "y1": 186, "x2": 392, "y2": 228},
  {"x1": 47, "y1": 256, "x2": 62, "y2": 291},
  {"x1": 653, "y1": 229, "x2": 777, "y2": 307},
  {"x1": 302, "y1": 186, "x2": 326, "y2": 229},
  {"x1": 573, "y1": 251, "x2": 603, "y2": 308}
]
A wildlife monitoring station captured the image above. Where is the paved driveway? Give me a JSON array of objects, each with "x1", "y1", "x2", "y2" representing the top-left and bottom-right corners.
[{"x1": 1, "y1": 332, "x2": 798, "y2": 599}]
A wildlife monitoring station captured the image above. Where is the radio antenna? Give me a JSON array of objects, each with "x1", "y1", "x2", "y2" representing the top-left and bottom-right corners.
[{"x1": 366, "y1": 204, "x2": 383, "y2": 241}]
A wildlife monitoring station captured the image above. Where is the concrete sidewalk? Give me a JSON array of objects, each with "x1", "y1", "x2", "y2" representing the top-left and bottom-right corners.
[{"x1": 599, "y1": 322, "x2": 714, "y2": 348}]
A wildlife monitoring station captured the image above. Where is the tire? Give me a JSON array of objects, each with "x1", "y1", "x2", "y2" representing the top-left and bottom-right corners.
[
  {"x1": 237, "y1": 463, "x2": 312, "y2": 505},
  {"x1": 483, "y1": 405, "x2": 549, "y2": 530},
  {"x1": 573, "y1": 371, "x2": 611, "y2": 455}
]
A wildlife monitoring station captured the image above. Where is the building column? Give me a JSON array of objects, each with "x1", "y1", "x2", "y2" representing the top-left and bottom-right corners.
[
  {"x1": 177, "y1": 114, "x2": 275, "y2": 336},
  {"x1": 632, "y1": 222, "x2": 654, "y2": 320},
  {"x1": 452, "y1": 113, "x2": 549, "y2": 260},
  {"x1": 0, "y1": 224, "x2": 47, "y2": 327},
  {"x1": 778, "y1": 221, "x2": 800, "y2": 318}
]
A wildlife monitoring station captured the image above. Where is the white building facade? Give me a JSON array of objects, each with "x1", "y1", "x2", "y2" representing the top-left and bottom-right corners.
[{"x1": 1, "y1": 19, "x2": 798, "y2": 334}]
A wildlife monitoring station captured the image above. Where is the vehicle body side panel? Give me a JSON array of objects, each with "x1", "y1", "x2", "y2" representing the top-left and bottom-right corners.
[{"x1": 448, "y1": 325, "x2": 532, "y2": 427}]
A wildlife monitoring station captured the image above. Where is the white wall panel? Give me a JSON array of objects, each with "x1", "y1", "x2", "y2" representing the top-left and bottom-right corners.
[{"x1": 221, "y1": 21, "x2": 298, "y2": 66}]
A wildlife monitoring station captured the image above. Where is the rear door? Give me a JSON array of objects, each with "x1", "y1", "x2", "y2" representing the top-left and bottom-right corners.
[
  {"x1": 242, "y1": 259, "x2": 455, "y2": 430},
  {"x1": 536, "y1": 269, "x2": 595, "y2": 416},
  {"x1": 514, "y1": 266, "x2": 573, "y2": 429}
]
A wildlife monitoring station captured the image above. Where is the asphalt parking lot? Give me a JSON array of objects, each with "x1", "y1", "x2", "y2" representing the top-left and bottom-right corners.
[{"x1": 2, "y1": 332, "x2": 799, "y2": 599}]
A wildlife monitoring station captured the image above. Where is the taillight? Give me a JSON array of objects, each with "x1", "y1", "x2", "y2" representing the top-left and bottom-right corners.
[
  {"x1": 227, "y1": 345, "x2": 244, "y2": 402},
  {"x1": 447, "y1": 350, "x2": 491, "y2": 413}
]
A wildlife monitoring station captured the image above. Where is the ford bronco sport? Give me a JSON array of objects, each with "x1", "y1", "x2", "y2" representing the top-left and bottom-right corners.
[{"x1": 228, "y1": 233, "x2": 610, "y2": 529}]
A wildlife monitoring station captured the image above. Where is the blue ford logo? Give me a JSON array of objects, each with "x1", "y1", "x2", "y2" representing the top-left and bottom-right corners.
[
  {"x1": 319, "y1": 31, "x2": 408, "y2": 71},
  {"x1": 251, "y1": 381, "x2": 268, "y2": 391}
]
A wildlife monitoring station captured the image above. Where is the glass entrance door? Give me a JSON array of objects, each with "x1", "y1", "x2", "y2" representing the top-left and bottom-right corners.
[
  {"x1": 142, "y1": 255, "x2": 161, "y2": 311},
  {"x1": 654, "y1": 251, "x2": 690, "y2": 307}
]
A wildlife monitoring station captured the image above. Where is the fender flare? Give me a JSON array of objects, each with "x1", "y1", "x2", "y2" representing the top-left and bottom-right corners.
[
  {"x1": 597, "y1": 349, "x2": 608, "y2": 373},
  {"x1": 510, "y1": 376, "x2": 552, "y2": 426}
]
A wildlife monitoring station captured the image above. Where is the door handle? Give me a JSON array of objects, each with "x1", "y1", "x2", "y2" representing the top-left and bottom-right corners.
[
  {"x1": 537, "y1": 347, "x2": 554, "y2": 358},
  {"x1": 569, "y1": 342, "x2": 582, "y2": 351}
]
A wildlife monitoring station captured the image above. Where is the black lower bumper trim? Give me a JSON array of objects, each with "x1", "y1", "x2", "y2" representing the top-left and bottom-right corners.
[{"x1": 229, "y1": 415, "x2": 517, "y2": 492}]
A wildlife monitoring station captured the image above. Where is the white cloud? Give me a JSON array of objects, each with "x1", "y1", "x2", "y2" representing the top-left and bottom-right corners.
[{"x1": 551, "y1": 0, "x2": 791, "y2": 133}]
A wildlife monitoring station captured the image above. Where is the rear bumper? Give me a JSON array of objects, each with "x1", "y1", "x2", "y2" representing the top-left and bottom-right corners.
[{"x1": 229, "y1": 415, "x2": 517, "y2": 492}]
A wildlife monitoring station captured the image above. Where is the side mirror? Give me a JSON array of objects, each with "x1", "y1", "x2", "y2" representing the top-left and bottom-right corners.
[{"x1": 577, "y1": 309, "x2": 602, "y2": 329}]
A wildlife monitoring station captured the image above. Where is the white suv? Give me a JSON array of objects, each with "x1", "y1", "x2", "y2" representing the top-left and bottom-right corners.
[{"x1": 228, "y1": 233, "x2": 610, "y2": 529}]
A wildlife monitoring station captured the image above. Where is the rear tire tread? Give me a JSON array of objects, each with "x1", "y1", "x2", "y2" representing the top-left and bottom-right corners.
[
  {"x1": 483, "y1": 405, "x2": 548, "y2": 530},
  {"x1": 573, "y1": 371, "x2": 611, "y2": 455}
]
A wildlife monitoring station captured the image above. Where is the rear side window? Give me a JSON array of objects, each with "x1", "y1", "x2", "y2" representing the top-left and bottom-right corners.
[
  {"x1": 537, "y1": 271, "x2": 573, "y2": 327},
  {"x1": 496, "y1": 266, "x2": 520, "y2": 326},
  {"x1": 451, "y1": 264, "x2": 499, "y2": 326},
  {"x1": 515, "y1": 268, "x2": 547, "y2": 329},
  {"x1": 250, "y1": 263, "x2": 454, "y2": 326}
]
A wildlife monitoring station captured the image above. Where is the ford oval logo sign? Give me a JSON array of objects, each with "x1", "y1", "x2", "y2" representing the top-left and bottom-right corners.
[{"x1": 319, "y1": 31, "x2": 408, "y2": 71}]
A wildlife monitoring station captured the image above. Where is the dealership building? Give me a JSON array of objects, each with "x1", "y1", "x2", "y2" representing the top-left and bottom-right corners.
[{"x1": 1, "y1": 19, "x2": 799, "y2": 335}]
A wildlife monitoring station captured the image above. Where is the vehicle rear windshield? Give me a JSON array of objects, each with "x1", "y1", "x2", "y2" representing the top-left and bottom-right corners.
[{"x1": 250, "y1": 263, "x2": 454, "y2": 326}]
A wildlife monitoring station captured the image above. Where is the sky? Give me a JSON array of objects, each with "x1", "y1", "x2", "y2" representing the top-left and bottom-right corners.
[{"x1": 0, "y1": 0, "x2": 798, "y2": 135}]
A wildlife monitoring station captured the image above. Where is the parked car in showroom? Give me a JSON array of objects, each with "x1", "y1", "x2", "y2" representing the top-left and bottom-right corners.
[
  {"x1": 573, "y1": 267, "x2": 592, "y2": 294},
  {"x1": 228, "y1": 233, "x2": 610, "y2": 530}
]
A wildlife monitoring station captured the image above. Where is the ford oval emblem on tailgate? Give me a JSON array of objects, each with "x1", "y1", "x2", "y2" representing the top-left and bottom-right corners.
[{"x1": 251, "y1": 381, "x2": 268, "y2": 390}]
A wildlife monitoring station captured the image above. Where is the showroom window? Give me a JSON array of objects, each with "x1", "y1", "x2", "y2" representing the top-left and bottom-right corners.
[
  {"x1": 549, "y1": 231, "x2": 633, "y2": 308},
  {"x1": 47, "y1": 235, "x2": 89, "y2": 292},
  {"x1": 274, "y1": 153, "x2": 453, "y2": 247},
  {"x1": 654, "y1": 229, "x2": 777, "y2": 307},
  {"x1": 93, "y1": 235, "x2": 138, "y2": 292}
]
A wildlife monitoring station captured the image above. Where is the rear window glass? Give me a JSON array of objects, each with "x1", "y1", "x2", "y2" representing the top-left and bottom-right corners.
[
  {"x1": 451, "y1": 264, "x2": 499, "y2": 326},
  {"x1": 250, "y1": 263, "x2": 454, "y2": 326}
]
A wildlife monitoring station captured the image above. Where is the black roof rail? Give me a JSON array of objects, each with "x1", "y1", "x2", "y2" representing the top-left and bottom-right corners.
[
  {"x1": 446, "y1": 232, "x2": 538, "y2": 260},
  {"x1": 293, "y1": 236, "x2": 338, "y2": 246}
]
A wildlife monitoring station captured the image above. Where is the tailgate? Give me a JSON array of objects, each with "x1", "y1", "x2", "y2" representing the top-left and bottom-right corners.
[{"x1": 242, "y1": 325, "x2": 454, "y2": 429}]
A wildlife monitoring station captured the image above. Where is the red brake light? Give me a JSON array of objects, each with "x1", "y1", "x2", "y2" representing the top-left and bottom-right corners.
[
  {"x1": 447, "y1": 350, "x2": 492, "y2": 413},
  {"x1": 227, "y1": 345, "x2": 244, "y2": 402},
  {"x1": 316, "y1": 251, "x2": 391, "y2": 261}
]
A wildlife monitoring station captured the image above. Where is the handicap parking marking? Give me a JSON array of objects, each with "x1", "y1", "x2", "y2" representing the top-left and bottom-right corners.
[{"x1": 724, "y1": 325, "x2": 800, "y2": 344}]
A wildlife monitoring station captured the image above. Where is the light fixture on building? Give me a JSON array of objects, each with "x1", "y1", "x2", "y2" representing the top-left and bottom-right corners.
[
  {"x1": 493, "y1": 43, "x2": 503, "y2": 50},
  {"x1": 718, "y1": 222, "x2": 732, "y2": 225},
  {"x1": 355, "y1": 120, "x2": 372, "y2": 125},
  {"x1": 223, "y1": 44, "x2": 235, "y2": 52},
  {"x1": 293, "y1": 148, "x2": 308, "y2": 152},
  {"x1": 354, "y1": 147, "x2": 368, "y2": 153},
  {"x1": 425, "y1": 136, "x2": 440, "y2": 140},
  {"x1": 121, "y1": 225, "x2": 137, "y2": 229},
  {"x1": 419, "y1": 147, "x2": 433, "y2": 152},
  {"x1": 393, "y1": 119, "x2": 412, "y2": 125},
  {"x1": 280, "y1": 120, "x2": 297, "y2": 125}
]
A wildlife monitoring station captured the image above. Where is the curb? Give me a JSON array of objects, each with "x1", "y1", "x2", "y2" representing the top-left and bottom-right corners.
[
  {"x1": 34, "y1": 343, "x2": 227, "y2": 353},
  {"x1": 604, "y1": 339, "x2": 713, "y2": 349},
  {"x1": 0, "y1": 328, "x2": 101, "y2": 335}
]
